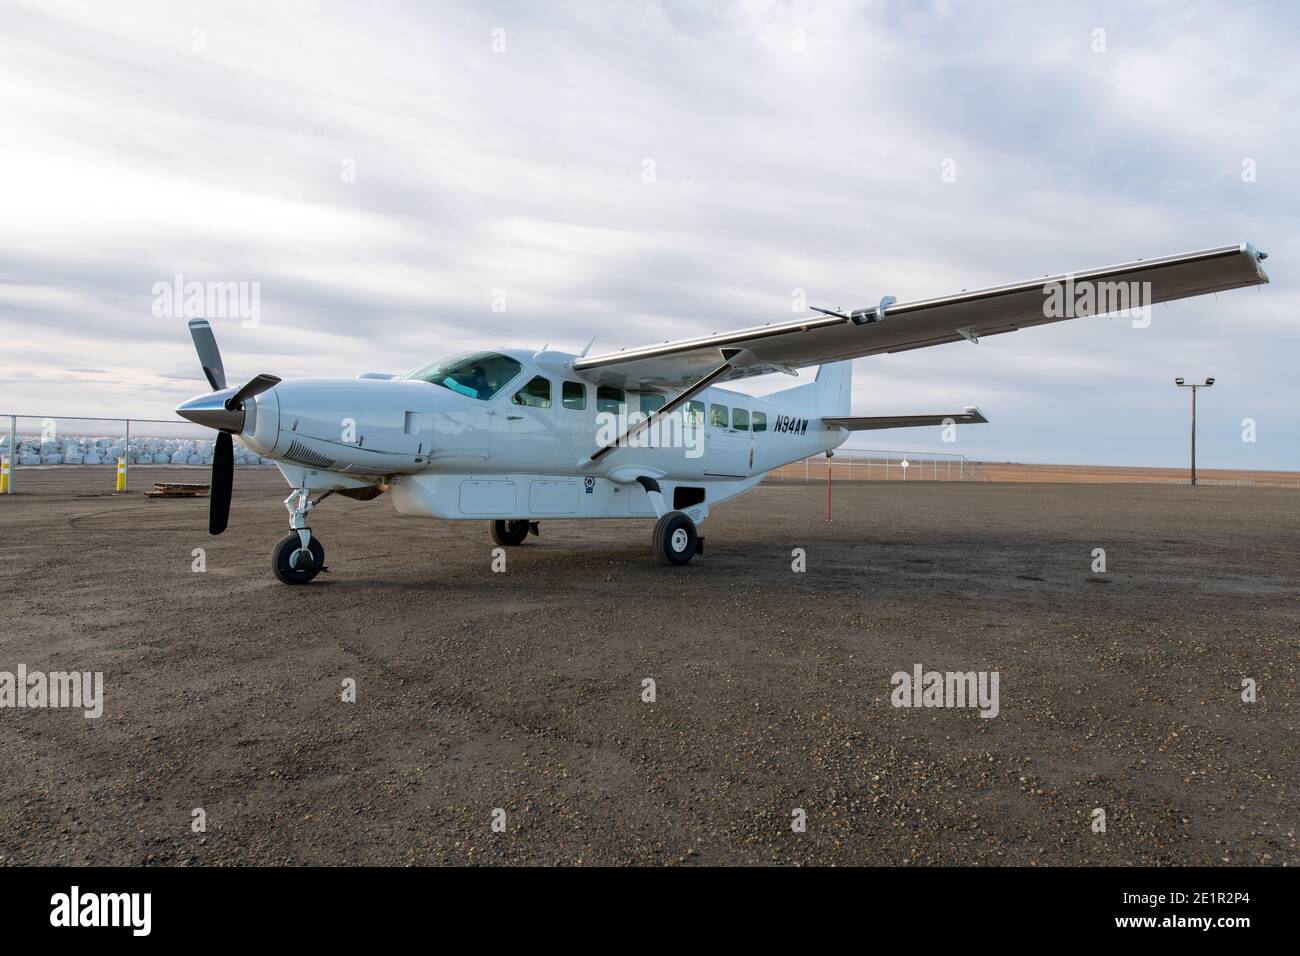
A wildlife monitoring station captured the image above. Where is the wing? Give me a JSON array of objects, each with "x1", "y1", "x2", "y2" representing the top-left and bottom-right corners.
[
  {"x1": 823, "y1": 407, "x2": 988, "y2": 431},
  {"x1": 572, "y1": 243, "x2": 1269, "y2": 390}
]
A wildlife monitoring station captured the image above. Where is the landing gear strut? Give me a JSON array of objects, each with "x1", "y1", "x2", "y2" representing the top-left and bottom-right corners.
[{"x1": 272, "y1": 486, "x2": 329, "y2": 584}]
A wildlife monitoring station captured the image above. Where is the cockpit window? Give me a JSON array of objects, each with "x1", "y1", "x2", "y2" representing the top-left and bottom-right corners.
[{"x1": 403, "y1": 352, "x2": 523, "y2": 400}]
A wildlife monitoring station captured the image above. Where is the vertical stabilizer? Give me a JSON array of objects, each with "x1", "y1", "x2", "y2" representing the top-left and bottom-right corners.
[
  {"x1": 813, "y1": 360, "x2": 853, "y2": 417},
  {"x1": 766, "y1": 360, "x2": 854, "y2": 417}
]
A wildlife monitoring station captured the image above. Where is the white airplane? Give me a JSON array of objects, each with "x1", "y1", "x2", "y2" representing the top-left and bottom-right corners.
[{"x1": 176, "y1": 243, "x2": 1269, "y2": 584}]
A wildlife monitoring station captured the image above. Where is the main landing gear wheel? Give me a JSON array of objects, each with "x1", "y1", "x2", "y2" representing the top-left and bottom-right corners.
[
  {"x1": 490, "y1": 520, "x2": 531, "y2": 546},
  {"x1": 653, "y1": 511, "x2": 699, "y2": 566},
  {"x1": 272, "y1": 533, "x2": 325, "y2": 585}
]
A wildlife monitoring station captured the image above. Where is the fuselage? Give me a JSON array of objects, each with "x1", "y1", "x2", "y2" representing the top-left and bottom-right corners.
[{"x1": 197, "y1": 348, "x2": 848, "y2": 521}]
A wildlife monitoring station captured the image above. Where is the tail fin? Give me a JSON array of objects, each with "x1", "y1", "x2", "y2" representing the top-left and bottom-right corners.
[
  {"x1": 813, "y1": 360, "x2": 853, "y2": 417},
  {"x1": 768, "y1": 360, "x2": 854, "y2": 417}
]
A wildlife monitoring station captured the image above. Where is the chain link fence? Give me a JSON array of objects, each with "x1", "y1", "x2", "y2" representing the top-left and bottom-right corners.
[
  {"x1": 8, "y1": 417, "x2": 1289, "y2": 493},
  {"x1": 767, "y1": 448, "x2": 985, "y2": 482},
  {"x1": 0, "y1": 413, "x2": 273, "y2": 493},
  {"x1": 768, "y1": 452, "x2": 1300, "y2": 487}
]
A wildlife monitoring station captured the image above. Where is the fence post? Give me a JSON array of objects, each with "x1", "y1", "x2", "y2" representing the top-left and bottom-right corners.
[
  {"x1": 122, "y1": 418, "x2": 130, "y2": 492},
  {"x1": 6, "y1": 415, "x2": 14, "y2": 494}
]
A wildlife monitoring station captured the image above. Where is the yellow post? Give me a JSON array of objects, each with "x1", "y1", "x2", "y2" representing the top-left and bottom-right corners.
[
  {"x1": 116, "y1": 456, "x2": 127, "y2": 492},
  {"x1": 0, "y1": 455, "x2": 10, "y2": 494}
]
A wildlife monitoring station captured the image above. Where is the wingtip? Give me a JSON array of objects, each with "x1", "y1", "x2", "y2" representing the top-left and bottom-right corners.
[{"x1": 1243, "y1": 242, "x2": 1271, "y2": 283}]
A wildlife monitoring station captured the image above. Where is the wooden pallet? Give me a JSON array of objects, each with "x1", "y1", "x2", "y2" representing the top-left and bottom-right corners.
[{"x1": 146, "y1": 482, "x2": 210, "y2": 498}]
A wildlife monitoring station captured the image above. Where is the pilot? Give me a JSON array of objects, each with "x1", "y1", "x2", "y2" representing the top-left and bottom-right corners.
[{"x1": 467, "y1": 365, "x2": 489, "y2": 398}]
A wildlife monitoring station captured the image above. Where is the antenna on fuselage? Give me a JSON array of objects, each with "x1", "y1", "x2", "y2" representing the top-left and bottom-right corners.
[{"x1": 578, "y1": 335, "x2": 596, "y2": 359}]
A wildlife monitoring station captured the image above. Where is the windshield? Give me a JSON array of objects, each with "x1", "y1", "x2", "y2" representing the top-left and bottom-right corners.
[{"x1": 403, "y1": 351, "x2": 523, "y2": 401}]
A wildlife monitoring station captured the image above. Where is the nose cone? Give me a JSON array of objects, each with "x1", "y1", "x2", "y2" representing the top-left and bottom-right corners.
[{"x1": 176, "y1": 388, "x2": 246, "y2": 432}]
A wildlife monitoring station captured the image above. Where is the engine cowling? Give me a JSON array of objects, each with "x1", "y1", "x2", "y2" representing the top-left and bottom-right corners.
[{"x1": 242, "y1": 378, "x2": 437, "y2": 476}]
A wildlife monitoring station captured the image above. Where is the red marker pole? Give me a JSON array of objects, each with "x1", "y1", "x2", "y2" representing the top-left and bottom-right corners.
[{"x1": 826, "y1": 453, "x2": 832, "y2": 522}]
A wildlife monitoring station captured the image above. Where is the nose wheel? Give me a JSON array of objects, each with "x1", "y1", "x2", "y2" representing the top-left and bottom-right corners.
[
  {"x1": 272, "y1": 533, "x2": 326, "y2": 584},
  {"x1": 272, "y1": 485, "x2": 330, "y2": 584}
]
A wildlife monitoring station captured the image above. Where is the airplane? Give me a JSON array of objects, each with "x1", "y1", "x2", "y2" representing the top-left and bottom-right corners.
[{"x1": 175, "y1": 242, "x2": 1269, "y2": 584}]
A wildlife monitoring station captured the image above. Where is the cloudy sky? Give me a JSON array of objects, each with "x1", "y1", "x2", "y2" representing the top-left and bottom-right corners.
[{"x1": 0, "y1": 0, "x2": 1295, "y2": 467}]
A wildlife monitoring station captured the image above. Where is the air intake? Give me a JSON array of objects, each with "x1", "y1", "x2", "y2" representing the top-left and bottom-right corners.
[{"x1": 283, "y1": 440, "x2": 337, "y2": 469}]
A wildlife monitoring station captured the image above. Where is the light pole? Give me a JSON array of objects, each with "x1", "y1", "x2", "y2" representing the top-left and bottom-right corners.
[{"x1": 1174, "y1": 377, "x2": 1214, "y2": 485}]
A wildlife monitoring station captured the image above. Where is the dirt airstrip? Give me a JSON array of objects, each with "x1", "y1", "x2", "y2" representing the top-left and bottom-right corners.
[{"x1": 0, "y1": 467, "x2": 1295, "y2": 865}]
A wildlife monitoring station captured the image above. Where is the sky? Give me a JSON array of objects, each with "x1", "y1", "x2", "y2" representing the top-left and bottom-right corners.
[{"x1": 0, "y1": 0, "x2": 1296, "y2": 468}]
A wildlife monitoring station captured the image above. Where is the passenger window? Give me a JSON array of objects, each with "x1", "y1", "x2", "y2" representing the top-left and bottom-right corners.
[
  {"x1": 752, "y1": 411, "x2": 767, "y2": 432},
  {"x1": 640, "y1": 393, "x2": 666, "y2": 415},
  {"x1": 597, "y1": 386, "x2": 625, "y2": 413},
  {"x1": 512, "y1": 376, "x2": 552, "y2": 408},
  {"x1": 732, "y1": 408, "x2": 749, "y2": 431},
  {"x1": 709, "y1": 404, "x2": 729, "y2": 428},
  {"x1": 562, "y1": 381, "x2": 586, "y2": 410},
  {"x1": 684, "y1": 401, "x2": 705, "y2": 425}
]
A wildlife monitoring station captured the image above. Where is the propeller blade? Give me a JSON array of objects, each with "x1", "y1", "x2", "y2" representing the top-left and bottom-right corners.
[
  {"x1": 210, "y1": 431, "x2": 233, "y2": 535},
  {"x1": 188, "y1": 318, "x2": 227, "y2": 391},
  {"x1": 226, "y1": 373, "x2": 281, "y2": 410}
]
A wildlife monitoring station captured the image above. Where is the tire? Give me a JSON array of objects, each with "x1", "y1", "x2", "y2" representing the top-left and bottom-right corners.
[
  {"x1": 653, "y1": 511, "x2": 698, "y2": 566},
  {"x1": 490, "y1": 520, "x2": 530, "y2": 546},
  {"x1": 272, "y1": 533, "x2": 325, "y2": 585}
]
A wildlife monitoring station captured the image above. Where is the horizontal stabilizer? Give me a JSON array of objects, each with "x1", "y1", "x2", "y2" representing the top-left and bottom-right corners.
[{"x1": 823, "y1": 406, "x2": 988, "y2": 431}]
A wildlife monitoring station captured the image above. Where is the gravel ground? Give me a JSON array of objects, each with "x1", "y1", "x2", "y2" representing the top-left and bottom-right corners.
[{"x1": 0, "y1": 467, "x2": 1295, "y2": 866}]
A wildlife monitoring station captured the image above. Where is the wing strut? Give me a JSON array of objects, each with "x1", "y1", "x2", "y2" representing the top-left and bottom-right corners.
[{"x1": 587, "y1": 348, "x2": 741, "y2": 463}]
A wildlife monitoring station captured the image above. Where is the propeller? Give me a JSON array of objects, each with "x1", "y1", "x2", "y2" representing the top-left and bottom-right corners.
[
  {"x1": 177, "y1": 319, "x2": 281, "y2": 535},
  {"x1": 210, "y1": 432, "x2": 233, "y2": 534},
  {"x1": 189, "y1": 318, "x2": 227, "y2": 390},
  {"x1": 228, "y1": 373, "x2": 280, "y2": 409}
]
